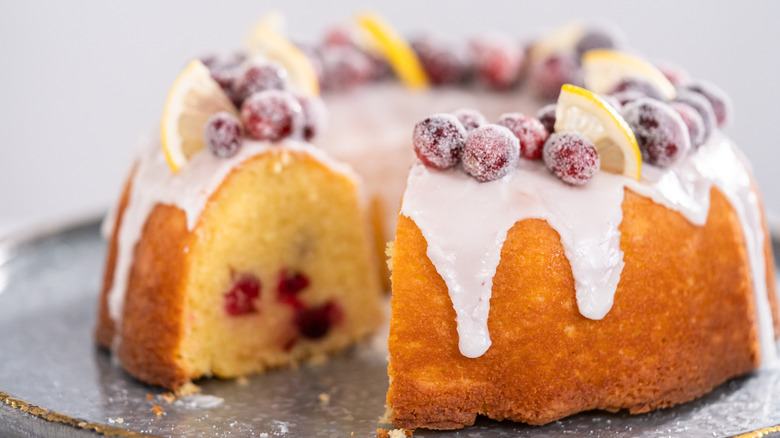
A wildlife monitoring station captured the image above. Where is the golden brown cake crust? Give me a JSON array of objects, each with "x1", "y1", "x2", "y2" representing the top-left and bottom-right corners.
[{"x1": 388, "y1": 187, "x2": 776, "y2": 430}]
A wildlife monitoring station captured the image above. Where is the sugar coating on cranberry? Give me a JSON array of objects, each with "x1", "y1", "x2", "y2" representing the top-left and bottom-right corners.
[
  {"x1": 608, "y1": 89, "x2": 646, "y2": 107},
  {"x1": 542, "y1": 132, "x2": 600, "y2": 185},
  {"x1": 211, "y1": 68, "x2": 239, "y2": 101},
  {"x1": 610, "y1": 78, "x2": 665, "y2": 101},
  {"x1": 462, "y1": 125, "x2": 520, "y2": 182},
  {"x1": 669, "y1": 102, "x2": 706, "y2": 149},
  {"x1": 320, "y1": 45, "x2": 374, "y2": 91},
  {"x1": 224, "y1": 274, "x2": 261, "y2": 316},
  {"x1": 536, "y1": 104, "x2": 557, "y2": 134},
  {"x1": 530, "y1": 54, "x2": 580, "y2": 99},
  {"x1": 622, "y1": 98, "x2": 691, "y2": 167},
  {"x1": 453, "y1": 108, "x2": 487, "y2": 133},
  {"x1": 413, "y1": 114, "x2": 467, "y2": 169},
  {"x1": 684, "y1": 81, "x2": 732, "y2": 127},
  {"x1": 296, "y1": 95, "x2": 327, "y2": 141},
  {"x1": 233, "y1": 61, "x2": 288, "y2": 106},
  {"x1": 295, "y1": 301, "x2": 343, "y2": 339},
  {"x1": 412, "y1": 35, "x2": 470, "y2": 85},
  {"x1": 496, "y1": 113, "x2": 549, "y2": 160},
  {"x1": 200, "y1": 51, "x2": 246, "y2": 71},
  {"x1": 205, "y1": 112, "x2": 243, "y2": 158},
  {"x1": 470, "y1": 34, "x2": 524, "y2": 90},
  {"x1": 674, "y1": 89, "x2": 717, "y2": 144},
  {"x1": 654, "y1": 60, "x2": 691, "y2": 87},
  {"x1": 575, "y1": 27, "x2": 619, "y2": 59},
  {"x1": 241, "y1": 90, "x2": 303, "y2": 141}
]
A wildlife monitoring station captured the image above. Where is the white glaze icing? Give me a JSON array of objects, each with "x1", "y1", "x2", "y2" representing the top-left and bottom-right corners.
[
  {"x1": 105, "y1": 135, "x2": 359, "y2": 349},
  {"x1": 402, "y1": 131, "x2": 777, "y2": 366}
]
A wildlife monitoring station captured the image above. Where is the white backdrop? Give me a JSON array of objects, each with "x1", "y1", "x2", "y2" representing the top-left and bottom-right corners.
[{"x1": 1, "y1": 0, "x2": 778, "y2": 237}]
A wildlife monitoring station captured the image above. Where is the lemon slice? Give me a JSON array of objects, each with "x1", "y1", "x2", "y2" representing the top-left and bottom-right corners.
[
  {"x1": 161, "y1": 60, "x2": 239, "y2": 173},
  {"x1": 245, "y1": 13, "x2": 320, "y2": 96},
  {"x1": 354, "y1": 12, "x2": 428, "y2": 90},
  {"x1": 582, "y1": 49, "x2": 676, "y2": 100},
  {"x1": 555, "y1": 84, "x2": 641, "y2": 180}
]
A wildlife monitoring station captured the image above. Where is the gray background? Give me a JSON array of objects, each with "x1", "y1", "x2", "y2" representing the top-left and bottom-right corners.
[{"x1": 1, "y1": 0, "x2": 778, "y2": 237}]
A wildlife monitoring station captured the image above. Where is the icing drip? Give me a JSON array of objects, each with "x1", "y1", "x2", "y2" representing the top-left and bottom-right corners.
[
  {"x1": 402, "y1": 131, "x2": 777, "y2": 366},
  {"x1": 106, "y1": 135, "x2": 358, "y2": 349}
]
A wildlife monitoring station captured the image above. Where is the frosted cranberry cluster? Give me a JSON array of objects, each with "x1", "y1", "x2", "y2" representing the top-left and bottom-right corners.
[
  {"x1": 199, "y1": 54, "x2": 327, "y2": 159},
  {"x1": 413, "y1": 109, "x2": 555, "y2": 182}
]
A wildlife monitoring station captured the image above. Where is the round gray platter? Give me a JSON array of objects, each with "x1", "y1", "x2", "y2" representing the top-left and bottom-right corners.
[{"x1": 1, "y1": 218, "x2": 780, "y2": 438}]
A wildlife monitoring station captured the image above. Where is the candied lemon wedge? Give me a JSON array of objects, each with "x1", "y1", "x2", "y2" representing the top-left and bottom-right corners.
[{"x1": 582, "y1": 49, "x2": 676, "y2": 100}]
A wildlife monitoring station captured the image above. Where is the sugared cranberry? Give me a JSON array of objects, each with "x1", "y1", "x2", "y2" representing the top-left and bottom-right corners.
[
  {"x1": 412, "y1": 35, "x2": 470, "y2": 85},
  {"x1": 669, "y1": 101, "x2": 706, "y2": 149},
  {"x1": 462, "y1": 125, "x2": 520, "y2": 182},
  {"x1": 599, "y1": 94, "x2": 624, "y2": 112},
  {"x1": 674, "y1": 89, "x2": 717, "y2": 144},
  {"x1": 204, "y1": 112, "x2": 243, "y2": 158},
  {"x1": 683, "y1": 81, "x2": 732, "y2": 127},
  {"x1": 622, "y1": 98, "x2": 691, "y2": 167},
  {"x1": 224, "y1": 274, "x2": 262, "y2": 316},
  {"x1": 536, "y1": 104, "x2": 557, "y2": 134},
  {"x1": 211, "y1": 68, "x2": 239, "y2": 103},
  {"x1": 296, "y1": 95, "x2": 327, "y2": 141},
  {"x1": 320, "y1": 45, "x2": 374, "y2": 91},
  {"x1": 575, "y1": 27, "x2": 619, "y2": 59},
  {"x1": 654, "y1": 61, "x2": 690, "y2": 87},
  {"x1": 470, "y1": 34, "x2": 524, "y2": 90},
  {"x1": 241, "y1": 90, "x2": 303, "y2": 141},
  {"x1": 609, "y1": 78, "x2": 665, "y2": 101},
  {"x1": 232, "y1": 61, "x2": 288, "y2": 106},
  {"x1": 608, "y1": 89, "x2": 646, "y2": 107},
  {"x1": 495, "y1": 113, "x2": 549, "y2": 160},
  {"x1": 413, "y1": 114, "x2": 467, "y2": 169},
  {"x1": 200, "y1": 51, "x2": 246, "y2": 71},
  {"x1": 542, "y1": 132, "x2": 600, "y2": 185},
  {"x1": 277, "y1": 270, "x2": 310, "y2": 308},
  {"x1": 296, "y1": 43, "x2": 326, "y2": 87},
  {"x1": 295, "y1": 301, "x2": 343, "y2": 339},
  {"x1": 453, "y1": 108, "x2": 487, "y2": 133},
  {"x1": 323, "y1": 26, "x2": 354, "y2": 47},
  {"x1": 530, "y1": 54, "x2": 580, "y2": 99}
]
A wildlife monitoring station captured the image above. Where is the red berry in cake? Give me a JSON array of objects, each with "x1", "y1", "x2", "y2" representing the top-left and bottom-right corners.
[
  {"x1": 654, "y1": 61, "x2": 691, "y2": 87},
  {"x1": 296, "y1": 95, "x2": 327, "y2": 141},
  {"x1": 609, "y1": 78, "x2": 665, "y2": 101},
  {"x1": 295, "y1": 301, "x2": 343, "y2": 339},
  {"x1": 622, "y1": 98, "x2": 691, "y2": 167},
  {"x1": 530, "y1": 54, "x2": 580, "y2": 99},
  {"x1": 224, "y1": 274, "x2": 262, "y2": 316},
  {"x1": 320, "y1": 45, "x2": 374, "y2": 91},
  {"x1": 669, "y1": 101, "x2": 706, "y2": 149},
  {"x1": 462, "y1": 125, "x2": 520, "y2": 182},
  {"x1": 542, "y1": 132, "x2": 600, "y2": 185},
  {"x1": 277, "y1": 269, "x2": 310, "y2": 308},
  {"x1": 575, "y1": 27, "x2": 619, "y2": 59},
  {"x1": 536, "y1": 104, "x2": 557, "y2": 134},
  {"x1": 413, "y1": 114, "x2": 467, "y2": 169},
  {"x1": 495, "y1": 113, "x2": 549, "y2": 160},
  {"x1": 232, "y1": 61, "x2": 288, "y2": 106},
  {"x1": 674, "y1": 89, "x2": 717, "y2": 145},
  {"x1": 453, "y1": 108, "x2": 487, "y2": 133},
  {"x1": 411, "y1": 35, "x2": 470, "y2": 85},
  {"x1": 683, "y1": 81, "x2": 732, "y2": 127},
  {"x1": 241, "y1": 90, "x2": 303, "y2": 142},
  {"x1": 204, "y1": 112, "x2": 243, "y2": 158},
  {"x1": 470, "y1": 34, "x2": 524, "y2": 90}
]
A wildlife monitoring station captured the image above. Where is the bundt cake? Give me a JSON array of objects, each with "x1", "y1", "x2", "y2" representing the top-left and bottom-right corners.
[
  {"x1": 387, "y1": 51, "x2": 779, "y2": 431},
  {"x1": 95, "y1": 11, "x2": 778, "y2": 431}
]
